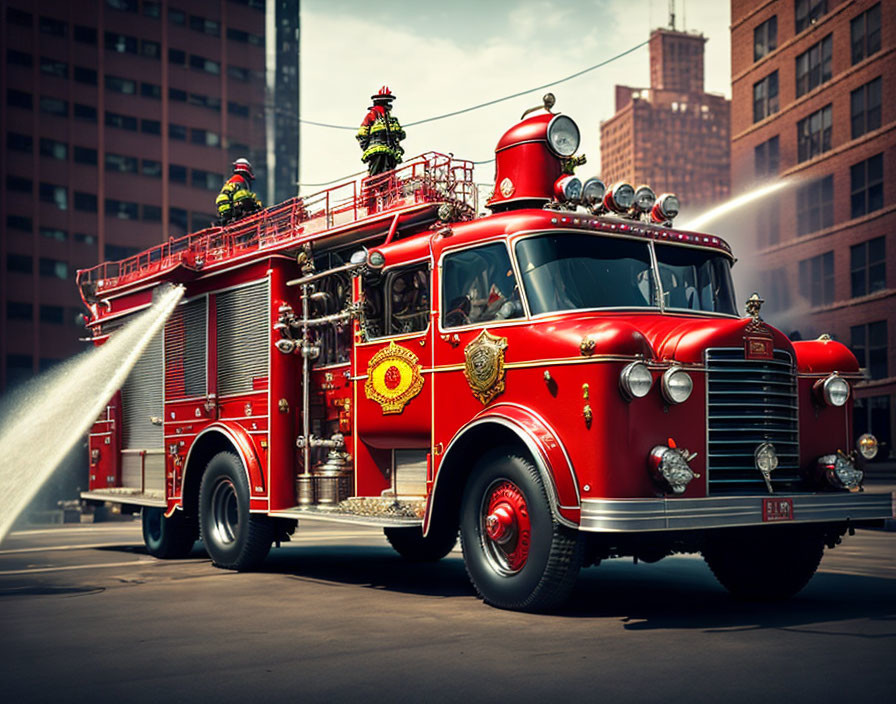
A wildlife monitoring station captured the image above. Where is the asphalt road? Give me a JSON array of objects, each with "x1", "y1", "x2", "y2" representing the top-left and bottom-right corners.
[{"x1": 1, "y1": 520, "x2": 894, "y2": 704}]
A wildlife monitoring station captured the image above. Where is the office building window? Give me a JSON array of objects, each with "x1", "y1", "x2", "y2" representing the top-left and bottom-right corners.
[
  {"x1": 795, "y1": 175, "x2": 833, "y2": 235},
  {"x1": 190, "y1": 16, "x2": 220, "y2": 36},
  {"x1": 169, "y1": 164, "x2": 188, "y2": 183},
  {"x1": 795, "y1": 35, "x2": 831, "y2": 97},
  {"x1": 40, "y1": 227, "x2": 67, "y2": 242},
  {"x1": 227, "y1": 28, "x2": 263, "y2": 46},
  {"x1": 74, "y1": 25, "x2": 97, "y2": 44},
  {"x1": 7, "y1": 89, "x2": 33, "y2": 110},
  {"x1": 106, "y1": 0, "x2": 138, "y2": 11},
  {"x1": 74, "y1": 146, "x2": 98, "y2": 165},
  {"x1": 105, "y1": 32, "x2": 137, "y2": 54},
  {"x1": 74, "y1": 192, "x2": 98, "y2": 212},
  {"x1": 74, "y1": 103, "x2": 97, "y2": 122},
  {"x1": 189, "y1": 55, "x2": 220, "y2": 75},
  {"x1": 754, "y1": 136, "x2": 779, "y2": 177},
  {"x1": 140, "y1": 40, "x2": 161, "y2": 60},
  {"x1": 7, "y1": 254, "x2": 33, "y2": 273},
  {"x1": 39, "y1": 183, "x2": 68, "y2": 210},
  {"x1": 40, "y1": 97, "x2": 68, "y2": 117},
  {"x1": 39, "y1": 138, "x2": 68, "y2": 161},
  {"x1": 74, "y1": 66, "x2": 98, "y2": 85},
  {"x1": 7, "y1": 49, "x2": 32, "y2": 67},
  {"x1": 169, "y1": 48, "x2": 187, "y2": 66},
  {"x1": 39, "y1": 257, "x2": 69, "y2": 279},
  {"x1": 761, "y1": 268, "x2": 790, "y2": 312},
  {"x1": 851, "y1": 153, "x2": 884, "y2": 218},
  {"x1": 7, "y1": 133, "x2": 33, "y2": 153},
  {"x1": 105, "y1": 244, "x2": 139, "y2": 260},
  {"x1": 191, "y1": 128, "x2": 220, "y2": 147},
  {"x1": 796, "y1": 104, "x2": 831, "y2": 162},
  {"x1": 169, "y1": 8, "x2": 186, "y2": 25},
  {"x1": 141, "y1": 82, "x2": 162, "y2": 100},
  {"x1": 7, "y1": 175, "x2": 32, "y2": 193},
  {"x1": 105, "y1": 199, "x2": 139, "y2": 220},
  {"x1": 753, "y1": 72, "x2": 778, "y2": 122},
  {"x1": 74, "y1": 233, "x2": 96, "y2": 245},
  {"x1": 191, "y1": 169, "x2": 222, "y2": 191},
  {"x1": 105, "y1": 75, "x2": 136, "y2": 95},
  {"x1": 7, "y1": 7, "x2": 32, "y2": 26},
  {"x1": 170, "y1": 88, "x2": 187, "y2": 102},
  {"x1": 188, "y1": 93, "x2": 221, "y2": 112},
  {"x1": 228, "y1": 101, "x2": 250, "y2": 118},
  {"x1": 795, "y1": 0, "x2": 827, "y2": 34},
  {"x1": 228, "y1": 65, "x2": 250, "y2": 82},
  {"x1": 40, "y1": 57, "x2": 68, "y2": 78},
  {"x1": 799, "y1": 251, "x2": 834, "y2": 307},
  {"x1": 39, "y1": 16, "x2": 67, "y2": 37},
  {"x1": 170, "y1": 207, "x2": 189, "y2": 232},
  {"x1": 191, "y1": 212, "x2": 216, "y2": 231},
  {"x1": 850, "y1": 237, "x2": 886, "y2": 298},
  {"x1": 40, "y1": 305, "x2": 65, "y2": 325},
  {"x1": 169, "y1": 124, "x2": 188, "y2": 141},
  {"x1": 143, "y1": 2, "x2": 161, "y2": 18},
  {"x1": 141, "y1": 159, "x2": 162, "y2": 178},
  {"x1": 7, "y1": 215, "x2": 33, "y2": 231},
  {"x1": 105, "y1": 112, "x2": 138, "y2": 131},
  {"x1": 851, "y1": 3, "x2": 881, "y2": 65},
  {"x1": 141, "y1": 119, "x2": 161, "y2": 135},
  {"x1": 851, "y1": 77, "x2": 881, "y2": 139},
  {"x1": 8, "y1": 302, "x2": 33, "y2": 321},
  {"x1": 105, "y1": 153, "x2": 138, "y2": 173},
  {"x1": 142, "y1": 204, "x2": 162, "y2": 222},
  {"x1": 851, "y1": 321, "x2": 888, "y2": 379}
]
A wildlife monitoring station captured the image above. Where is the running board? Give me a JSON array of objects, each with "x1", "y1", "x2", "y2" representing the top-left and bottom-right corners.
[
  {"x1": 270, "y1": 497, "x2": 424, "y2": 528},
  {"x1": 81, "y1": 489, "x2": 166, "y2": 508}
]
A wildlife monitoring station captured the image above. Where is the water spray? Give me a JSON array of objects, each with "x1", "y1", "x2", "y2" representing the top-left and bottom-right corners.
[
  {"x1": 680, "y1": 179, "x2": 794, "y2": 232},
  {"x1": 0, "y1": 284, "x2": 185, "y2": 543}
]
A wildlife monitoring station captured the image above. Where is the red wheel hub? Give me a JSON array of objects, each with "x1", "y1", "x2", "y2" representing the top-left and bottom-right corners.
[{"x1": 483, "y1": 481, "x2": 531, "y2": 572}]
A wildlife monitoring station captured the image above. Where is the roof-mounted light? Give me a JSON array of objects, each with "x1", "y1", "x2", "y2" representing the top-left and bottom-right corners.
[
  {"x1": 631, "y1": 185, "x2": 656, "y2": 214},
  {"x1": 553, "y1": 175, "x2": 582, "y2": 203},
  {"x1": 581, "y1": 178, "x2": 606, "y2": 208},
  {"x1": 546, "y1": 115, "x2": 580, "y2": 157},
  {"x1": 650, "y1": 193, "x2": 680, "y2": 223},
  {"x1": 603, "y1": 182, "x2": 635, "y2": 213}
]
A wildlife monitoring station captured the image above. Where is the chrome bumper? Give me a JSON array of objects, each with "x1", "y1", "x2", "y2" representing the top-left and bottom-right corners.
[{"x1": 579, "y1": 491, "x2": 895, "y2": 532}]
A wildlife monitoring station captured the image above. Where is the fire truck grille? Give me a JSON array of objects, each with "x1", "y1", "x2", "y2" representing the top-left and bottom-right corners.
[{"x1": 705, "y1": 348, "x2": 803, "y2": 494}]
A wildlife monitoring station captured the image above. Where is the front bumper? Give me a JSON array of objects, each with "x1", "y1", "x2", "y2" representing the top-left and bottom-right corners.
[{"x1": 580, "y1": 491, "x2": 895, "y2": 532}]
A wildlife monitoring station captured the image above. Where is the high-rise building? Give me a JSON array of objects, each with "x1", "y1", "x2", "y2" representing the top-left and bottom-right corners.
[
  {"x1": 730, "y1": 0, "x2": 894, "y2": 456},
  {"x1": 600, "y1": 26, "x2": 731, "y2": 210},
  {"x1": 1, "y1": 0, "x2": 300, "y2": 392}
]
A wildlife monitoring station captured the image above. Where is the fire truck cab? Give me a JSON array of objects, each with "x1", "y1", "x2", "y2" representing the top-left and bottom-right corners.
[{"x1": 78, "y1": 96, "x2": 892, "y2": 611}]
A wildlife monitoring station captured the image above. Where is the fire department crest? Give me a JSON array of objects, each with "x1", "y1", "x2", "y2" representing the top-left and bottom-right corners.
[
  {"x1": 365, "y1": 342, "x2": 424, "y2": 414},
  {"x1": 743, "y1": 292, "x2": 774, "y2": 359},
  {"x1": 464, "y1": 330, "x2": 508, "y2": 405}
]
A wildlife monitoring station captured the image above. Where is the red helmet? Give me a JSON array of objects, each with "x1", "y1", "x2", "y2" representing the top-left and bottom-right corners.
[
  {"x1": 233, "y1": 158, "x2": 254, "y2": 180},
  {"x1": 371, "y1": 85, "x2": 395, "y2": 102}
]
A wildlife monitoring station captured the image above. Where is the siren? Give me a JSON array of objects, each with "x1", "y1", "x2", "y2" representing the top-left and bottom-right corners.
[{"x1": 650, "y1": 193, "x2": 680, "y2": 223}]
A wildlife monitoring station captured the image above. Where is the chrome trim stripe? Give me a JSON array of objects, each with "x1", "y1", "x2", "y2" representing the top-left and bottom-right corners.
[
  {"x1": 80, "y1": 491, "x2": 166, "y2": 508},
  {"x1": 579, "y1": 493, "x2": 894, "y2": 532}
]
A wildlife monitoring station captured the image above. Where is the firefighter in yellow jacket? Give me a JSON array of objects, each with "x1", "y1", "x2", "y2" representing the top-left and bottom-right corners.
[
  {"x1": 357, "y1": 87, "x2": 406, "y2": 175},
  {"x1": 216, "y1": 158, "x2": 262, "y2": 224}
]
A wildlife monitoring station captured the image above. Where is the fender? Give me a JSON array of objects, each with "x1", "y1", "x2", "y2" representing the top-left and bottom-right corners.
[{"x1": 426, "y1": 403, "x2": 581, "y2": 534}]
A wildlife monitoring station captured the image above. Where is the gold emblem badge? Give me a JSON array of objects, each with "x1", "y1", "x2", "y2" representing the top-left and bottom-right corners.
[
  {"x1": 499, "y1": 178, "x2": 515, "y2": 198},
  {"x1": 464, "y1": 330, "x2": 508, "y2": 405},
  {"x1": 365, "y1": 342, "x2": 424, "y2": 414}
]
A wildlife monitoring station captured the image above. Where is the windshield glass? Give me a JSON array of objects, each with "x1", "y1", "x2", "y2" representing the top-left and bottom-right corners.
[{"x1": 514, "y1": 233, "x2": 736, "y2": 316}]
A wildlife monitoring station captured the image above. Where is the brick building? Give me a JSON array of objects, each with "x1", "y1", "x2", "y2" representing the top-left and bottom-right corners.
[
  {"x1": 730, "y1": 0, "x2": 895, "y2": 456},
  {"x1": 1, "y1": 0, "x2": 299, "y2": 392},
  {"x1": 600, "y1": 27, "x2": 730, "y2": 210}
]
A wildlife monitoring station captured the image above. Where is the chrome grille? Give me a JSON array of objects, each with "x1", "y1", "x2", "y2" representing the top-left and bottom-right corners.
[
  {"x1": 165, "y1": 297, "x2": 207, "y2": 400},
  {"x1": 706, "y1": 348, "x2": 802, "y2": 494},
  {"x1": 216, "y1": 281, "x2": 269, "y2": 396},
  {"x1": 121, "y1": 321, "x2": 163, "y2": 450}
]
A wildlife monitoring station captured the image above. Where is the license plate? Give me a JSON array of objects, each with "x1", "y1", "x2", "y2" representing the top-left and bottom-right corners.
[{"x1": 763, "y1": 497, "x2": 794, "y2": 522}]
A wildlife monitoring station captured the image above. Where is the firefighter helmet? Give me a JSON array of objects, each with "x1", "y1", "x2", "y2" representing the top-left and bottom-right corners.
[
  {"x1": 233, "y1": 158, "x2": 254, "y2": 180},
  {"x1": 371, "y1": 86, "x2": 395, "y2": 103}
]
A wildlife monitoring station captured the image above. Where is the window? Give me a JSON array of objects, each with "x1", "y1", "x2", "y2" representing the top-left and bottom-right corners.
[
  {"x1": 40, "y1": 57, "x2": 68, "y2": 78},
  {"x1": 6, "y1": 354, "x2": 34, "y2": 385},
  {"x1": 39, "y1": 183, "x2": 68, "y2": 210},
  {"x1": 228, "y1": 65, "x2": 250, "y2": 82},
  {"x1": 40, "y1": 96, "x2": 68, "y2": 117},
  {"x1": 851, "y1": 77, "x2": 882, "y2": 139},
  {"x1": 39, "y1": 257, "x2": 69, "y2": 279},
  {"x1": 798, "y1": 251, "x2": 834, "y2": 307},
  {"x1": 169, "y1": 8, "x2": 186, "y2": 25},
  {"x1": 190, "y1": 16, "x2": 220, "y2": 36},
  {"x1": 7, "y1": 215, "x2": 33, "y2": 232},
  {"x1": 442, "y1": 244, "x2": 525, "y2": 327},
  {"x1": 795, "y1": 175, "x2": 833, "y2": 235},
  {"x1": 105, "y1": 32, "x2": 137, "y2": 54},
  {"x1": 74, "y1": 25, "x2": 97, "y2": 44},
  {"x1": 105, "y1": 153, "x2": 138, "y2": 173},
  {"x1": 40, "y1": 305, "x2": 65, "y2": 325},
  {"x1": 389, "y1": 266, "x2": 432, "y2": 335},
  {"x1": 106, "y1": 0, "x2": 138, "y2": 11},
  {"x1": 7, "y1": 175, "x2": 32, "y2": 193},
  {"x1": 191, "y1": 128, "x2": 220, "y2": 147},
  {"x1": 169, "y1": 88, "x2": 187, "y2": 102},
  {"x1": 754, "y1": 136, "x2": 779, "y2": 177},
  {"x1": 796, "y1": 104, "x2": 832, "y2": 162},
  {"x1": 7, "y1": 254, "x2": 33, "y2": 274},
  {"x1": 7, "y1": 89, "x2": 33, "y2": 110},
  {"x1": 753, "y1": 72, "x2": 778, "y2": 123},
  {"x1": 169, "y1": 48, "x2": 186, "y2": 66},
  {"x1": 74, "y1": 192, "x2": 98, "y2": 212},
  {"x1": 39, "y1": 16, "x2": 67, "y2": 37},
  {"x1": 851, "y1": 321, "x2": 888, "y2": 379},
  {"x1": 141, "y1": 118, "x2": 161, "y2": 135},
  {"x1": 851, "y1": 3, "x2": 881, "y2": 65},
  {"x1": 850, "y1": 237, "x2": 886, "y2": 298},
  {"x1": 105, "y1": 244, "x2": 139, "y2": 260},
  {"x1": 40, "y1": 227, "x2": 67, "y2": 241},
  {"x1": 189, "y1": 54, "x2": 220, "y2": 75},
  {"x1": 73, "y1": 104, "x2": 97, "y2": 123},
  {"x1": 795, "y1": 35, "x2": 832, "y2": 97},
  {"x1": 141, "y1": 159, "x2": 162, "y2": 178},
  {"x1": 191, "y1": 212, "x2": 215, "y2": 231},
  {"x1": 169, "y1": 164, "x2": 187, "y2": 183},
  {"x1": 74, "y1": 146, "x2": 98, "y2": 164},
  {"x1": 143, "y1": 2, "x2": 161, "y2": 18},
  {"x1": 227, "y1": 28, "x2": 263, "y2": 46},
  {"x1": 105, "y1": 199, "x2": 139, "y2": 220},
  {"x1": 851, "y1": 154, "x2": 884, "y2": 218},
  {"x1": 795, "y1": 0, "x2": 827, "y2": 34},
  {"x1": 188, "y1": 93, "x2": 221, "y2": 112},
  {"x1": 8, "y1": 302, "x2": 33, "y2": 321},
  {"x1": 761, "y1": 268, "x2": 790, "y2": 312},
  {"x1": 6, "y1": 7, "x2": 32, "y2": 26},
  {"x1": 140, "y1": 82, "x2": 161, "y2": 100},
  {"x1": 105, "y1": 75, "x2": 137, "y2": 95},
  {"x1": 140, "y1": 40, "x2": 161, "y2": 60},
  {"x1": 754, "y1": 16, "x2": 777, "y2": 61},
  {"x1": 74, "y1": 233, "x2": 96, "y2": 244},
  {"x1": 170, "y1": 207, "x2": 189, "y2": 232},
  {"x1": 7, "y1": 133, "x2": 33, "y2": 153},
  {"x1": 228, "y1": 101, "x2": 250, "y2": 118},
  {"x1": 169, "y1": 123, "x2": 188, "y2": 141},
  {"x1": 191, "y1": 169, "x2": 221, "y2": 190},
  {"x1": 74, "y1": 66, "x2": 98, "y2": 85},
  {"x1": 8, "y1": 49, "x2": 33, "y2": 67},
  {"x1": 105, "y1": 112, "x2": 138, "y2": 131},
  {"x1": 39, "y1": 138, "x2": 68, "y2": 161},
  {"x1": 142, "y1": 204, "x2": 162, "y2": 222}
]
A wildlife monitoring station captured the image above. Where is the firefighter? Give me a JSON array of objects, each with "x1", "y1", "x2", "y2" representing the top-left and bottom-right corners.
[
  {"x1": 357, "y1": 87, "x2": 406, "y2": 176},
  {"x1": 216, "y1": 158, "x2": 262, "y2": 225}
]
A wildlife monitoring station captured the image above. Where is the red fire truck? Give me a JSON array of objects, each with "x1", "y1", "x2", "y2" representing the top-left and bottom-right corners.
[{"x1": 78, "y1": 96, "x2": 892, "y2": 611}]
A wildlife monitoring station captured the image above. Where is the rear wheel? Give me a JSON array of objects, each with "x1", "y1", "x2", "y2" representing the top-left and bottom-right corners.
[
  {"x1": 384, "y1": 525, "x2": 457, "y2": 562},
  {"x1": 702, "y1": 524, "x2": 825, "y2": 600},
  {"x1": 199, "y1": 451, "x2": 274, "y2": 570},
  {"x1": 460, "y1": 452, "x2": 582, "y2": 611},
  {"x1": 141, "y1": 507, "x2": 197, "y2": 558}
]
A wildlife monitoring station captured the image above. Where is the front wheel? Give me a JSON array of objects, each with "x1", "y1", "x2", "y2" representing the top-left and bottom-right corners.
[
  {"x1": 199, "y1": 451, "x2": 274, "y2": 570},
  {"x1": 142, "y1": 507, "x2": 197, "y2": 558},
  {"x1": 384, "y1": 525, "x2": 457, "y2": 562},
  {"x1": 460, "y1": 452, "x2": 583, "y2": 611}
]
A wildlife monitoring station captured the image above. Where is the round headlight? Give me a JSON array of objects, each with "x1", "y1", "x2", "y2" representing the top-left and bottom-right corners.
[
  {"x1": 632, "y1": 185, "x2": 656, "y2": 213},
  {"x1": 546, "y1": 115, "x2": 580, "y2": 157},
  {"x1": 604, "y1": 182, "x2": 635, "y2": 213},
  {"x1": 553, "y1": 175, "x2": 582, "y2": 203},
  {"x1": 817, "y1": 374, "x2": 849, "y2": 407},
  {"x1": 650, "y1": 193, "x2": 680, "y2": 223},
  {"x1": 857, "y1": 433, "x2": 879, "y2": 460},
  {"x1": 619, "y1": 361, "x2": 653, "y2": 400},
  {"x1": 368, "y1": 250, "x2": 386, "y2": 269},
  {"x1": 581, "y1": 178, "x2": 606, "y2": 207},
  {"x1": 661, "y1": 367, "x2": 693, "y2": 404}
]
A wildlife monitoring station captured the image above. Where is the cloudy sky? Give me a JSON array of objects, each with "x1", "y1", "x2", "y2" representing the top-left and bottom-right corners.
[{"x1": 298, "y1": 0, "x2": 732, "y2": 192}]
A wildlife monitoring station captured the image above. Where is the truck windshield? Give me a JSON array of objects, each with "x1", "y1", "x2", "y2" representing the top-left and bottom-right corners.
[{"x1": 515, "y1": 233, "x2": 736, "y2": 316}]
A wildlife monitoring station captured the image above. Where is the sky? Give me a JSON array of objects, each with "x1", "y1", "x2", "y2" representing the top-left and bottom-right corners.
[{"x1": 298, "y1": 0, "x2": 732, "y2": 195}]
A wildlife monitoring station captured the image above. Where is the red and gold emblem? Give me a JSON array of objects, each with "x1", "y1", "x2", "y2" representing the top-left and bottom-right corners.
[
  {"x1": 364, "y1": 342, "x2": 424, "y2": 414},
  {"x1": 464, "y1": 329, "x2": 508, "y2": 405}
]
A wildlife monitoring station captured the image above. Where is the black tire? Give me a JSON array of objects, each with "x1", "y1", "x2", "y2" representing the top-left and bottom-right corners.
[
  {"x1": 460, "y1": 451, "x2": 583, "y2": 611},
  {"x1": 384, "y1": 525, "x2": 457, "y2": 562},
  {"x1": 199, "y1": 451, "x2": 274, "y2": 570},
  {"x1": 141, "y1": 507, "x2": 197, "y2": 559},
  {"x1": 702, "y1": 524, "x2": 825, "y2": 600}
]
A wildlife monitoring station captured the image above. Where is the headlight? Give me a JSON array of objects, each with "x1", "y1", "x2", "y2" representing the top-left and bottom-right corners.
[
  {"x1": 648, "y1": 446, "x2": 697, "y2": 494},
  {"x1": 619, "y1": 361, "x2": 653, "y2": 400},
  {"x1": 368, "y1": 250, "x2": 386, "y2": 268},
  {"x1": 581, "y1": 178, "x2": 606, "y2": 207},
  {"x1": 661, "y1": 367, "x2": 693, "y2": 404},
  {"x1": 546, "y1": 115, "x2": 580, "y2": 157},
  {"x1": 650, "y1": 193, "x2": 680, "y2": 223},
  {"x1": 857, "y1": 433, "x2": 879, "y2": 460},
  {"x1": 631, "y1": 185, "x2": 656, "y2": 213},
  {"x1": 815, "y1": 374, "x2": 849, "y2": 407},
  {"x1": 603, "y1": 182, "x2": 635, "y2": 213},
  {"x1": 817, "y1": 453, "x2": 863, "y2": 491},
  {"x1": 553, "y1": 175, "x2": 582, "y2": 203}
]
